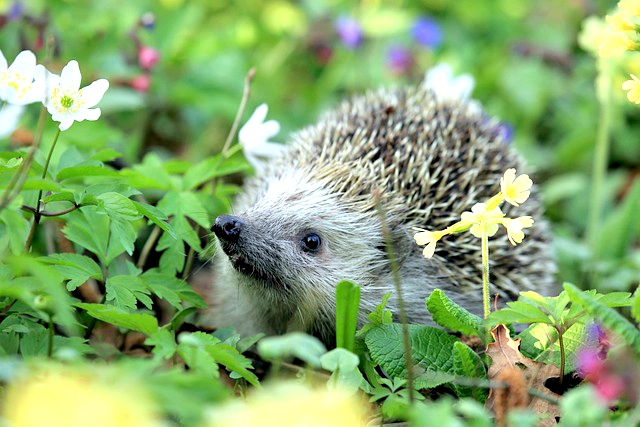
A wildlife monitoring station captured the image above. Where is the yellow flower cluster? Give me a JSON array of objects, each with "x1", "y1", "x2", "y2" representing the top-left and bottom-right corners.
[
  {"x1": 207, "y1": 382, "x2": 369, "y2": 427},
  {"x1": 598, "y1": 1, "x2": 640, "y2": 58},
  {"x1": 413, "y1": 168, "x2": 534, "y2": 258},
  {"x1": 2, "y1": 363, "x2": 161, "y2": 427}
]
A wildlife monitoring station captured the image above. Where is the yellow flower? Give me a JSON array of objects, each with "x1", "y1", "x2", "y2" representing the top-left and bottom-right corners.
[
  {"x1": 460, "y1": 203, "x2": 505, "y2": 239},
  {"x1": 502, "y1": 216, "x2": 534, "y2": 246},
  {"x1": 3, "y1": 364, "x2": 161, "y2": 427},
  {"x1": 578, "y1": 16, "x2": 607, "y2": 55},
  {"x1": 414, "y1": 228, "x2": 449, "y2": 258},
  {"x1": 500, "y1": 168, "x2": 532, "y2": 207},
  {"x1": 622, "y1": 73, "x2": 640, "y2": 103},
  {"x1": 598, "y1": 29, "x2": 636, "y2": 57},
  {"x1": 606, "y1": 12, "x2": 635, "y2": 31},
  {"x1": 618, "y1": 0, "x2": 640, "y2": 16},
  {"x1": 207, "y1": 382, "x2": 368, "y2": 427}
]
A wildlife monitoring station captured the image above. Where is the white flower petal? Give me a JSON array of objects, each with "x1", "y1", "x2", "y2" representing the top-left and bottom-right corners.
[
  {"x1": 74, "y1": 107, "x2": 101, "y2": 122},
  {"x1": 424, "y1": 63, "x2": 475, "y2": 101},
  {"x1": 80, "y1": 79, "x2": 109, "y2": 108},
  {"x1": 7, "y1": 50, "x2": 36, "y2": 76},
  {"x1": 0, "y1": 103, "x2": 25, "y2": 138},
  {"x1": 243, "y1": 152, "x2": 264, "y2": 173},
  {"x1": 245, "y1": 141, "x2": 286, "y2": 158},
  {"x1": 34, "y1": 65, "x2": 58, "y2": 107},
  {"x1": 60, "y1": 60, "x2": 81, "y2": 92},
  {"x1": 58, "y1": 116, "x2": 75, "y2": 131}
]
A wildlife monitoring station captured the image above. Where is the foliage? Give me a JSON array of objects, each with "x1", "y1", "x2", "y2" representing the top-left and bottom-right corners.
[{"x1": 1, "y1": 0, "x2": 640, "y2": 426}]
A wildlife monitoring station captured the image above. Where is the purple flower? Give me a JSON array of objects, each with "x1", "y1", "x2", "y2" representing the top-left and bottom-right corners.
[
  {"x1": 496, "y1": 122, "x2": 514, "y2": 142},
  {"x1": 335, "y1": 16, "x2": 362, "y2": 49},
  {"x1": 386, "y1": 45, "x2": 414, "y2": 75},
  {"x1": 140, "y1": 12, "x2": 155, "y2": 30},
  {"x1": 411, "y1": 16, "x2": 442, "y2": 48},
  {"x1": 576, "y1": 348, "x2": 603, "y2": 379},
  {"x1": 8, "y1": 0, "x2": 24, "y2": 21}
]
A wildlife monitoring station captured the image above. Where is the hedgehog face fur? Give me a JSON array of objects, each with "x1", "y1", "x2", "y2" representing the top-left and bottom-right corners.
[{"x1": 209, "y1": 82, "x2": 555, "y2": 345}]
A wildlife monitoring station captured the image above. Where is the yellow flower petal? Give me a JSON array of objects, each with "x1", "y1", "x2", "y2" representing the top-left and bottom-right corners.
[
  {"x1": 622, "y1": 74, "x2": 640, "y2": 104},
  {"x1": 500, "y1": 168, "x2": 533, "y2": 207},
  {"x1": 503, "y1": 216, "x2": 534, "y2": 246},
  {"x1": 598, "y1": 29, "x2": 636, "y2": 58}
]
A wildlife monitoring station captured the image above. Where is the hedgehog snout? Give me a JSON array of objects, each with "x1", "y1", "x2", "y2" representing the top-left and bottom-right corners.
[{"x1": 212, "y1": 214, "x2": 244, "y2": 242}]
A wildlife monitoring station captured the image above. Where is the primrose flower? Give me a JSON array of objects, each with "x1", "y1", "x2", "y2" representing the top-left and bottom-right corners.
[
  {"x1": 0, "y1": 49, "x2": 45, "y2": 105},
  {"x1": 460, "y1": 203, "x2": 505, "y2": 239},
  {"x1": 39, "y1": 60, "x2": 109, "y2": 131},
  {"x1": 238, "y1": 103, "x2": 285, "y2": 172},
  {"x1": 424, "y1": 63, "x2": 475, "y2": 101},
  {"x1": 606, "y1": 12, "x2": 635, "y2": 31},
  {"x1": 500, "y1": 168, "x2": 532, "y2": 207},
  {"x1": 207, "y1": 382, "x2": 368, "y2": 427},
  {"x1": 598, "y1": 29, "x2": 636, "y2": 57},
  {"x1": 414, "y1": 228, "x2": 450, "y2": 258},
  {"x1": 618, "y1": 0, "x2": 640, "y2": 16},
  {"x1": 3, "y1": 364, "x2": 161, "y2": 427},
  {"x1": 622, "y1": 74, "x2": 640, "y2": 103},
  {"x1": 502, "y1": 216, "x2": 534, "y2": 246}
]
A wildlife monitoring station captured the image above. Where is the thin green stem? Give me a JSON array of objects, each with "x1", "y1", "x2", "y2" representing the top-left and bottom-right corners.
[
  {"x1": 25, "y1": 128, "x2": 62, "y2": 252},
  {"x1": 0, "y1": 105, "x2": 47, "y2": 212},
  {"x1": 375, "y1": 192, "x2": 414, "y2": 404},
  {"x1": 221, "y1": 67, "x2": 255, "y2": 157},
  {"x1": 557, "y1": 327, "x2": 565, "y2": 385},
  {"x1": 586, "y1": 62, "x2": 612, "y2": 257},
  {"x1": 47, "y1": 314, "x2": 54, "y2": 358},
  {"x1": 137, "y1": 225, "x2": 162, "y2": 269},
  {"x1": 482, "y1": 227, "x2": 490, "y2": 319}
]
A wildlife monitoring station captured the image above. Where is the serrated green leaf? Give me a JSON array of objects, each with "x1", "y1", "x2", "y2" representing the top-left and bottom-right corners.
[
  {"x1": 146, "y1": 328, "x2": 177, "y2": 360},
  {"x1": 564, "y1": 283, "x2": 640, "y2": 354},
  {"x1": 142, "y1": 270, "x2": 206, "y2": 308},
  {"x1": 158, "y1": 191, "x2": 210, "y2": 229},
  {"x1": 519, "y1": 322, "x2": 586, "y2": 372},
  {"x1": 365, "y1": 323, "x2": 458, "y2": 389},
  {"x1": 487, "y1": 301, "x2": 551, "y2": 325},
  {"x1": 183, "y1": 153, "x2": 251, "y2": 191},
  {"x1": 105, "y1": 275, "x2": 152, "y2": 310},
  {"x1": 97, "y1": 192, "x2": 140, "y2": 221},
  {"x1": 76, "y1": 303, "x2": 158, "y2": 335},
  {"x1": 206, "y1": 343, "x2": 260, "y2": 387},
  {"x1": 452, "y1": 341, "x2": 487, "y2": 401},
  {"x1": 133, "y1": 201, "x2": 176, "y2": 238},
  {"x1": 336, "y1": 280, "x2": 360, "y2": 352},
  {"x1": 57, "y1": 165, "x2": 118, "y2": 181},
  {"x1": 427, "y1": 289, "x2": 484, "y2": 338},
  {"x1": 0, "y1": 209, "x2": 30, "y2": 255},
  {"x1": 40, "y1": 253, "x2": 103, "y2": 291},
  {"x1": 177, "y1": 333, "x2": 220, "y2": 379}
]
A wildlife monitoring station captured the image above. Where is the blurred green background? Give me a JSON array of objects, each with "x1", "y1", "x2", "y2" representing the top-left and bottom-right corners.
[{"x1": 1, "y1": 0, "x2": 638, "y2": 293}]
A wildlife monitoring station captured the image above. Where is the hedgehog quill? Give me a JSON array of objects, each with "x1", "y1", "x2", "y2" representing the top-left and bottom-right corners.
[{"x1": 209, "y1": 70, "x2": 555, "y2": 345}]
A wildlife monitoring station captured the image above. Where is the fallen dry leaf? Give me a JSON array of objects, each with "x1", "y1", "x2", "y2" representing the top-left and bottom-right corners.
[{"x1": 486, "y1": 324, "x2": 561, "y2": 426}]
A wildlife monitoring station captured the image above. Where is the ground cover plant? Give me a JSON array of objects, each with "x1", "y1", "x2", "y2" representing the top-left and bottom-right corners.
[{"x1": 0, "y1": 0, "x2": 639, "y2": 426}]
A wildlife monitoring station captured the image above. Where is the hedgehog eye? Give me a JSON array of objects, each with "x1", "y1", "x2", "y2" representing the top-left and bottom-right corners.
[{"x1": 301, "y1": 233, "x2": 322, "y2": 253}]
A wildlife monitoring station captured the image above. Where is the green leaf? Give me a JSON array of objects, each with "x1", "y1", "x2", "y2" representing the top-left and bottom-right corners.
[
  {"x1": 358, "y1": 292, "x2": 392, "y2": 336},
  {"x1": 451, "y1": 342, "x2": 487, "y2": 401},
  {"x1": 593, "y1": 179, "x2": 640, "y2": 260},
  {"x1": 97, "y1": 192, "x2": 141, "y2": 221},
  {"x1": 183, "y1": 153, "x2": 251, "y2": 190},
  {"x1": 157, "y1": 190, "x2": 210, "y2": 229},
  {"x1": 321, "y1": 348, "x2": 367, "y2": 395},
  {"x1": 105, "y1": 275, "x2": 153, "y2": 310},
  {"x1": 21, "y1": 178, "x2": 62, "y2": 192},
  {"x1": 487, "y1": 301, "x2": 551, "y2": 325},
  {"x1": 62, "y1": 207, "x2": 127, "y2": 265},
  {"x1": 177, "y1": 332, "x2": 220, "y2": 379},
  {"x1": 632, "y1": 287, "x2": 640, "y2": 324},
  {"x1": 257, "y1": 332, "x2": 327, "y2": 368},
  {"x1": 335, "y1": 280, "x2": 361, "y2": 352},
  {"x1": 564, "y1": 283, "x2": 640, "y2": 354},
  {"x1": 427, "y1": 289, "x2": 484, "y2": 338},
  {"x1": 146, "y1": 328, "x2": 177, "y2": 360},
  {"x1": 365, "y1": 323, "x2": 459, "y2": 389},
  {"x1": 57, "y1": 165, "x2": 118, "y2": 181},
  {"x1": 206, "y1": 343, "x2": 260, "y2": 387},
  {"x1": 141, "y1": 270, "x2": 206, "y2": 308},
  {"x1": 0, "y1": 209, "x2": 30, "y2": 255},
  {"x1": 40, "y1": 253, "x2": 103, "y2": 291},
  {"x1": 519, "y1": 322, "x2": 586, "y2": 372},
  {"x1": 132, "y1": 201, "x2": 176, "y2": 238},
  {"x1": 76, "y1": 303, "x2": 158, "y2": 335}
]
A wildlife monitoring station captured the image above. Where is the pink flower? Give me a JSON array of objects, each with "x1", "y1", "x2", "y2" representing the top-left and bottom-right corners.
[
  {"x1": 131, "y1": 75, "x2": 151, "y2": 92},
  {"x1": 594, "y1": 375, "x2": 625, "y2": 402},
  {"x1": 138, "y1": 46, "x2": 159, "y2": 71},
  {"x1": 576, "y1": 348, "x2": 604, "y2": 379}
]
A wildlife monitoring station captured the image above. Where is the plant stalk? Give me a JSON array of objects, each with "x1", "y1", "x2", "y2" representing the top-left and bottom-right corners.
[{"x1": 482, "y1": 226, "x2": 490, "y2": 319}]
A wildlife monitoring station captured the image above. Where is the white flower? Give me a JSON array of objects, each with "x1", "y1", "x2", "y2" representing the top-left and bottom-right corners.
[
  {"x1": 238, "y1": 103, "x2": 285, "y2": 172},
  {"x1": 0, "y1": 49, "x2": 45, "y2": 105},
  {"x1": 424, "y1": 63, "x2": 475, "y2": 101},
  {"x1": 0, "y1": 103, "x2": 25, "y2": 138},
  {"x1": 38, "y1": 60, "x2": 109, "y2": 131}
]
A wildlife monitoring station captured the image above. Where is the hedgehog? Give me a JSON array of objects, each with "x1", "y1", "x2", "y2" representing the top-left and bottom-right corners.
[{"x1": 208, "y1": 78, "x2": 555, "y2": 346}]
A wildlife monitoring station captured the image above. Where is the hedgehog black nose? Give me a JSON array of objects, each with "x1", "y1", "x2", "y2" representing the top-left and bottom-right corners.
[{"x1": 212, "y1": 215, "x2": 244, "y2": 242}]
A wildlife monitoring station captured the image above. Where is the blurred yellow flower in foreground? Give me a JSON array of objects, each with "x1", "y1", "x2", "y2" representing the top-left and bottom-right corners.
[
  {"x1": 622, "y1": 73, "x2": 640, "y2": 103},
  {"x1": 598, "y1": 29, "x2": 636, "y2": 58},
  {"x1": 207, "y1": 382, "x2": 368, "y2": 427},
  {"x1": 3, "y1": 364, "x2": 161, "y2": 427}
]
